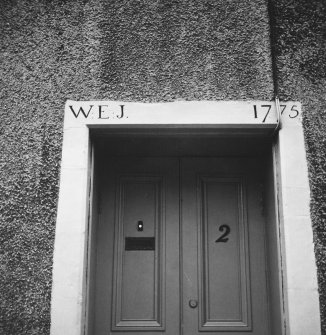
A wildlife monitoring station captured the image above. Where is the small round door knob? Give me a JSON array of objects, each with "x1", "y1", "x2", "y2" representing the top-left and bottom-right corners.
[{"x1": 189, "y1": 299, "x2": 198, "y2": 308}]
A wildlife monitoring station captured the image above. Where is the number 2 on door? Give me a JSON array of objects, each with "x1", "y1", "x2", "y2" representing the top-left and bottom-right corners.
[{"x1": 215, "y1": 224, "x2": 231, "y2": 243}]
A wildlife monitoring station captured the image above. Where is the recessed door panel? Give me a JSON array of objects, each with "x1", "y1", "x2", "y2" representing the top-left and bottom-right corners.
[
  {"x1": 112, "y1": 176, "x2": 163, "y2": 329},
  {"x1": 199, "y1": 177, "x2": 251, "y2": 330}
]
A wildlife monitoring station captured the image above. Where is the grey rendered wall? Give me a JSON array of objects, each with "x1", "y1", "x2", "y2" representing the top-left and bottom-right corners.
[
  {"x1": 270, "y1": 0, "x2": 326, "y2": 332},
  {"x1": 0, "y1": 0, "x2": 324, "y2": 334}
]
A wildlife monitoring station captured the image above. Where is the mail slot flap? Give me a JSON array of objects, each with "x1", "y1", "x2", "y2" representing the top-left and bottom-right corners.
[{"x1": 125, "y1": 237, "x2": 155, "y2": 251}]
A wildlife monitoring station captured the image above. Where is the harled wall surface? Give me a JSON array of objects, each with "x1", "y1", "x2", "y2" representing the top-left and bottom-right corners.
[
  {"x1": 0, "y1": 0, "x2": 325, "y2": 334},
  {"x1": 271, "y1": 1, "x2": 326, "y2": 331}
]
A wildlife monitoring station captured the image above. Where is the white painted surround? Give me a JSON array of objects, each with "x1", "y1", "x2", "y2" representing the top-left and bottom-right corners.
[{"x1": 50, "y1": 100, "x2": 320, "y2": 335}]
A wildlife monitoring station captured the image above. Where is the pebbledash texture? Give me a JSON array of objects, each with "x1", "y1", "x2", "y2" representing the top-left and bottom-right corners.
[{"x1": 0, "y1": 0, "x2": 325, "y2": 334}]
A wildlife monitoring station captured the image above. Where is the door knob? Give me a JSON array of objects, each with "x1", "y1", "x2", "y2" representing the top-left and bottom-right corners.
[{"x1": 189, "y1": 299, "x2": 198, "y2": 308}]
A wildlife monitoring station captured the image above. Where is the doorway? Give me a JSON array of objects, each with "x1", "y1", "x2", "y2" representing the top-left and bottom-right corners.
[{"x1": 87, "y1": 136, "x2": 282, "y2": 335}]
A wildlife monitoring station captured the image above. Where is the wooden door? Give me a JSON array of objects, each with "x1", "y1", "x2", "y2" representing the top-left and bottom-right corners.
[
  {"x1": 93, "y1": 157, "x2": 180, "y2": 335},
  {"x1": 92, "y1": 156, "x2": 270, "y2": 335},
  {"x1": 181, "y1": 158, "x2": 270, "y2": 335}
]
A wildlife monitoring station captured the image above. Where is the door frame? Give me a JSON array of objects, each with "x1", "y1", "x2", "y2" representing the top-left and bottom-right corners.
[{"x1": 49, "y1": 100, "x2": 321, "y2": 335}]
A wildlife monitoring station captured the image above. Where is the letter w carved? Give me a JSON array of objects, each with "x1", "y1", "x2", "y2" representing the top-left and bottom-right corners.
[{"x1": 69, "y1": 105, "x2": 93, "y2": 118}]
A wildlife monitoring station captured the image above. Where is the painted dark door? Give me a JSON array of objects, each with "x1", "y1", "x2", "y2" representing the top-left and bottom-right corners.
[
  {"x1": 94, "y1": 158, "x2": 180, "y2": 335},
  {"x1": 181, "y1": 158, "x2": 270, "y2": 335},
  {"x1": 93, "y1": 157, "x2": 270, "y2": 335}
]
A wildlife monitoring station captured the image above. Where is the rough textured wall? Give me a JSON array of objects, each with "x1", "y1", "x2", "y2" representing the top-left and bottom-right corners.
[
  {"x1": 99, "y1": 0, "x2": 274, "y2": 100},
  {"x1": 270, "y1": 0, "x2": 326, "y2": 333},
  {"x1": 0, "y1": 0, "x2": 324, "y2": 334},
  {"x1": 0, "y1": 1, "x2": 101, "y2": 333}
]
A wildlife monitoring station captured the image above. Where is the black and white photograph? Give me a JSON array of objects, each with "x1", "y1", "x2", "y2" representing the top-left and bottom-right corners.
[{"x1": 1, "y1": 1, "x2": 325, "y2": 334}]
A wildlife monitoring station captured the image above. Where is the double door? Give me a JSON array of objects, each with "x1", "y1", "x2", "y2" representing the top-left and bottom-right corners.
[{"x1": 92, "y1": 157, "x2": 270, "y2": 335}]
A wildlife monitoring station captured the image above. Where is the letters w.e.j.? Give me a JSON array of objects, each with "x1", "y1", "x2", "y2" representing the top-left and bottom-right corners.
[{"x1": 69, "y1": 104, "x2": 125, "y2": 119}]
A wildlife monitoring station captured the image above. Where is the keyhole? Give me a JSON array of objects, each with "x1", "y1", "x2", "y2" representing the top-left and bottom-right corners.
[{"x1": 137, "y1": 221, "x2": 143, "y2": 232}]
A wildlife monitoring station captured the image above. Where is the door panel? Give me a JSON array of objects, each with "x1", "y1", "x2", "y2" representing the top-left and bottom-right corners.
[
  {"x1": 181, "y1": 158, "x2": 270, "y2": 335},
  {"x1": 198, "y1": 177, "x2": 251, "y2": 330},
  {"x1": 112, "y1": 176, "x2": 163, "y2": 330}
]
